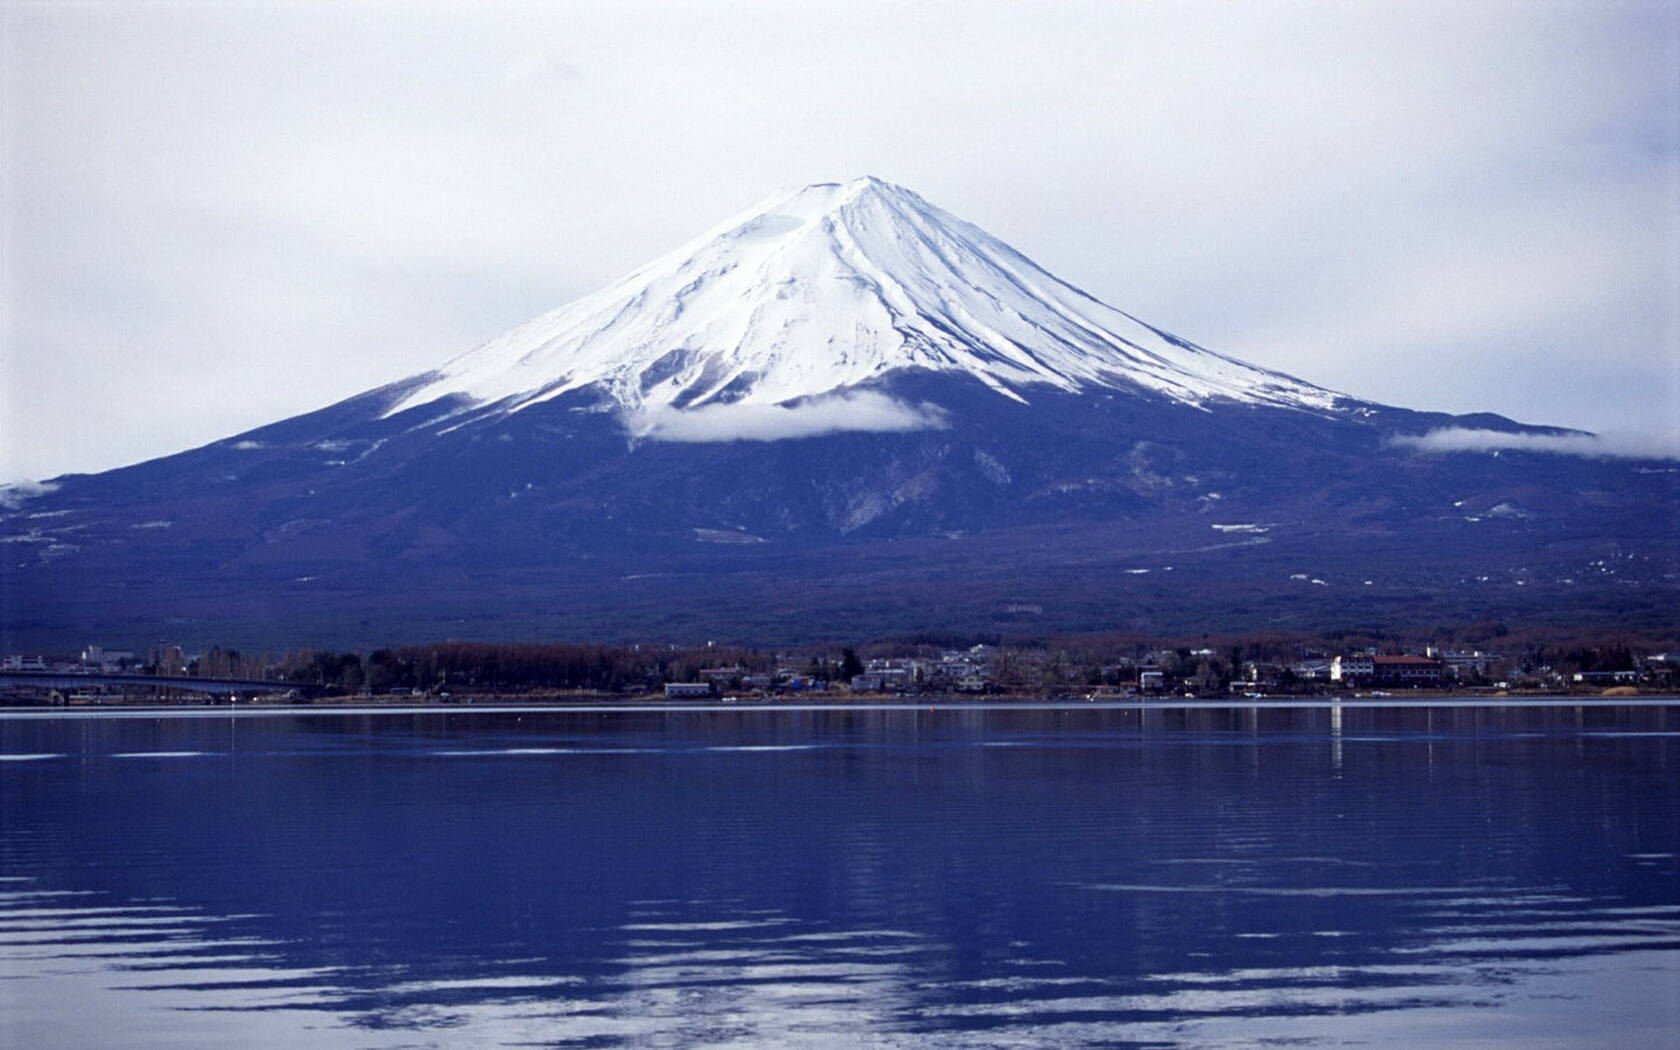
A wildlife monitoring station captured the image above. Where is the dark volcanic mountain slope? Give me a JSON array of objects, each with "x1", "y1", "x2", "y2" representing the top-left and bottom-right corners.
[{"x1": 3, "y1": 178, "x2": 1674, "y2": 649}]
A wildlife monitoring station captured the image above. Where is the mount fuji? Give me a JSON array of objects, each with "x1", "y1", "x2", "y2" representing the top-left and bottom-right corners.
[
  {"x1": 4, "y1": 178, "x2": 1675, "y2": 649},
  {"x1": 388, "y1": 176, "x2": 1342, "y2": 424}
]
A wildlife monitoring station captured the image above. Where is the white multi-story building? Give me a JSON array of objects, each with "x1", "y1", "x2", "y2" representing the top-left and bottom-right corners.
[
  {"x1": 81, "y1": 645, "x2": 138, "y2": 670},
  {"x1": 1330, "y1": 655, "x2": 1373, "y2": 682}
]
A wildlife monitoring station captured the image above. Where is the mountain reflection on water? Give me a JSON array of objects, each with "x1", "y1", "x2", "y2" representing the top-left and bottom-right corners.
[{"x1": 2, "y1": 703, "x2": 1677, "y2": 1048}]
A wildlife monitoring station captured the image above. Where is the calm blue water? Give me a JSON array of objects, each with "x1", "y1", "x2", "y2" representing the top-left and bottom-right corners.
[{"x1": 2, "y1": 702, "x2": 1677, "y2": 1048}]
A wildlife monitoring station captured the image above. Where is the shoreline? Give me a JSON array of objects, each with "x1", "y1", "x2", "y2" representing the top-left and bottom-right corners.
[
  {"x1": 0, "y1": 683, "x2": 1662, "y2": 709},
  {"x1": 3, "y1": 695, "x2": 1678, "y2": 719}
]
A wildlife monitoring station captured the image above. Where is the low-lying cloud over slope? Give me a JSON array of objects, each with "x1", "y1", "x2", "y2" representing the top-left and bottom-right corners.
[
  {"x1": 1393, "y1": 427, "x2": 1680, "y2": 460},
  {"x1": 623, "y1": 391, "x2": 948, "y2": 444}
]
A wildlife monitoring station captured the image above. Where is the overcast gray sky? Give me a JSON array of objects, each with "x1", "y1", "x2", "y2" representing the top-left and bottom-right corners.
[{"x1": 3, "y1": 0, "x2": 1677, "y2": 482}]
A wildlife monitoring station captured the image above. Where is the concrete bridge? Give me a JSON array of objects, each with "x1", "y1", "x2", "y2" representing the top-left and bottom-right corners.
[{"x1": 0, "y1": 670, "x2": 309, "y2": 697}]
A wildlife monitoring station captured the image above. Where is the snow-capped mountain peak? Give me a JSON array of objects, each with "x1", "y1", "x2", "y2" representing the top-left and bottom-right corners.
[{"x1": 385, "y1": 176, "x2": 1343, "y2": 421}]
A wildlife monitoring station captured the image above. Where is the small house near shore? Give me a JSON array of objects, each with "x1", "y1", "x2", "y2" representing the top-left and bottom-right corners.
[{"x1": 664, "y1": 681, "x2": 715, "y2": 698}]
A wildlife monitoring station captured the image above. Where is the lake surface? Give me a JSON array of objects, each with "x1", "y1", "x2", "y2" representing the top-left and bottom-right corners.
[{"x1": 2, "y1": 702, "x2": 1676, "y2": 1048}]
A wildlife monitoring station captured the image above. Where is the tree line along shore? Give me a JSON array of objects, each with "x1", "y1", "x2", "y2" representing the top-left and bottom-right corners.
[{"x1": 5, "y1": 623, "x2": 1676, "y2": 705}]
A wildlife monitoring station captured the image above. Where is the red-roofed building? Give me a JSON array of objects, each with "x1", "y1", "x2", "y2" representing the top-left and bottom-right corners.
[
  {"x1": 1332, "y1": 653, "x2": 1445, "y2": 686},
  {"x1": 1370, "y1": 654, "x2": 1444, "y2": 686}
]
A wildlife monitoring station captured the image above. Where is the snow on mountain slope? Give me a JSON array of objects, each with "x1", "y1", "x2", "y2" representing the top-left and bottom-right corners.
[{"x1": 386, "y1": 176, "x2": 1346, "y2": 428}]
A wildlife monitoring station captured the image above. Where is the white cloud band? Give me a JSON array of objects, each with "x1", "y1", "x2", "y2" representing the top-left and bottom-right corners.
[
  {"x1": 1392, "y1": 427, "x2": 1680, "y2": 460},
  {"x1": 622, "y1": 391, "x2": 948, "y2": 444}
]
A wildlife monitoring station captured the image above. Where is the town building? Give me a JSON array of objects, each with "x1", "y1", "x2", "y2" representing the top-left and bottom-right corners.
[
  {"x1": 1243, "y1": 662, "x2": 1286, "y2": 689},
  {"x1": 1291, "y1": 658, "x2": 1332, "y2": 681},
  {"x1": 1371, "y1": 654, "x2": 1445, "y2": 686},
  {"x1": 151, "y1": 645, "x2": 187, "y2": 676},
  {"x1": 1330, "y1": 655, "x2": 1373, "y2": 682},
  {"x1": 697, "y1": 666, "x2": 747, "y2": 688},
  {"x1": 1573, "y1": 670, "x2": 1638, "y2": 685},
  {"x1": 80, "y1": 645, "x2": 138, "y2": 670},
  {"x1": 1332, "y1": 653, "x2": 1445, "y2": 686},
  {"x1": 663, "y1": 682, "x2": 715, "y2": 698},
  {"x1": 1427, "y1": 648, "x2": 1505, "y2": 680}
]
